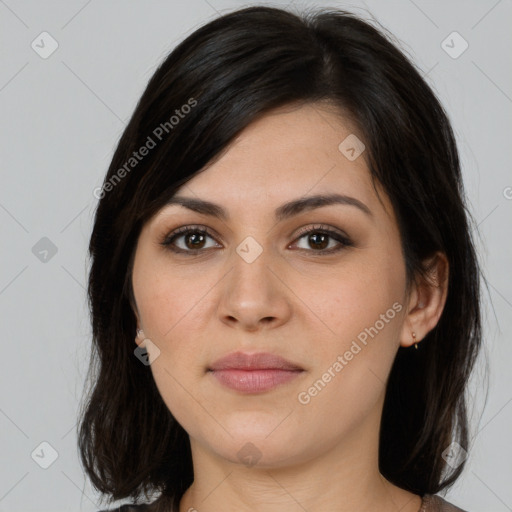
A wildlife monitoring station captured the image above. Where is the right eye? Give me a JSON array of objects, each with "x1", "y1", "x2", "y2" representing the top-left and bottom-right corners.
[{"x1": 160, "y1": 225, "x2": 222, "y2": 254}]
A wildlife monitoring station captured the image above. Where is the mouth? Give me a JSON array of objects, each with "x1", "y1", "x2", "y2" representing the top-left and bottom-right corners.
[{"x1": 208, "y1": 352, "x2": 304, "y2": 393}]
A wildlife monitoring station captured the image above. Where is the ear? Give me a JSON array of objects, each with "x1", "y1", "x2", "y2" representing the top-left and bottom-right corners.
[
  {"x1": 399, "y1": 251, "x2": 449, "y2": 348},
  {"x1": 132, "y1": 303, "x2": 145, "y2": 348},
  {"x1": 129, "y1": 288, "x2": 146, "y2": 347},
  {"x1": 135, "y1": 326, "x2": 146, "y2": 348}
]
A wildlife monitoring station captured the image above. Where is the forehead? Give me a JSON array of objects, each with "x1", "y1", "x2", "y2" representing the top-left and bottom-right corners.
[{"x1": 182, "y1": 104, "x2": 372, "y2": 195}]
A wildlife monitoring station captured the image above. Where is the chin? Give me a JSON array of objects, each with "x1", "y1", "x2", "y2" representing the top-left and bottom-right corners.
[{"x1": 195, "y1": 418, "x2": 313, "y2": 469}]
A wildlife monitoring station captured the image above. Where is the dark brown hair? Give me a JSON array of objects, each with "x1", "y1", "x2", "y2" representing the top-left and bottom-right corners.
[{"x1": 78, "y1": 5, "x2": 482, "y2": 511}]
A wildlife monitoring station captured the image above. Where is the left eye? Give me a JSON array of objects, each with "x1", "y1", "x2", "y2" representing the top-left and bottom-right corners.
[
  {"x1": 290, "y1": 226, "x2": 353, "y2": 254},
  {"x1": 293, "y1": 231, "x2": 345, "y2": 252}
]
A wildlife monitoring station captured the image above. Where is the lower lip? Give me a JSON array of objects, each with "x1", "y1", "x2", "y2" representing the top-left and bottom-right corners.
[{"x1": 209, "y1": 369, "x2": 303, "y2": 393}]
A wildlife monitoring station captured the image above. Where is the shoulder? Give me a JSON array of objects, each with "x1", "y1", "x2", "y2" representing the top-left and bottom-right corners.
[
  {"x1": 422, "y1": 494, "x2": 468, "y2": 512},
  {"x1": 96, "y1": 494, "x2": 177, "y2": 512},
  {"x1": 97, "y1": 502, "x2": 160, "y2": 512}
]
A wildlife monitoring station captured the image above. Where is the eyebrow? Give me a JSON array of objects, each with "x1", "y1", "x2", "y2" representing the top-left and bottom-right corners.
[{"x1": 164, "y1": 193, "x2": 372, "y2": 222}]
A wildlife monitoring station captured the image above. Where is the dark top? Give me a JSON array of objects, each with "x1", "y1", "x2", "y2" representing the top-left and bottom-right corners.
[{"x1": 99, "y1": 494, "x2": 467, "y2": 511}]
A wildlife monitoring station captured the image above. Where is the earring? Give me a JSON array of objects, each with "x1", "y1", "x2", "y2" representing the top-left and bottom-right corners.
[
  {"x1": 137, "y1": 328, "x2": 144, "y2": 339},
  {"x1": 412, "y1": 331, "x2": 418, "y2": 349}
]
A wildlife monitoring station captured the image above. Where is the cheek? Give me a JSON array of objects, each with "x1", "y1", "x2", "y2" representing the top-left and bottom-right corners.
[
  {"x1": 296, "y1": 296, "x2": 403, "y2": 439},
  {"x1": 309, "y1": 256, "x2": 405, "y2": 346},
  {"x1": 132, "y1": 254, "x2": 210, "y2": 409},
  {"x1": 137, "y1": 280, "x2": 211, "y2": 382},
  {"x1": 134, "y1": 273, "x2": 211, "y2": 430},
  {"x1": 299, "y1": 252, "x2": 406, "y2": 411},
  {"x1": 133, "y1": 258, "x2": 213, "y2": 341}
]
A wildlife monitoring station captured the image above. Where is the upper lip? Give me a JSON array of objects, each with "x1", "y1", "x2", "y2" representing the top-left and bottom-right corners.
[{"x1": 208, "y1": 352, "x2": 303, "y2": 371}]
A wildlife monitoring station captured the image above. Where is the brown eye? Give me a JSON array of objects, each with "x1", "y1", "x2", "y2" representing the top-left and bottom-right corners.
[
  {"x1": 161, "y1": 226, "x2": 220, "y2": 253},
  {"x1": 183, "y1": 232, "x2": 207, "y2": 250},
  {"x1": 306, "y1": 232, "x2": 329, "y2": 250},
  {"x1": 291, "y1": 225, "x2": 353, "y2": 254}
]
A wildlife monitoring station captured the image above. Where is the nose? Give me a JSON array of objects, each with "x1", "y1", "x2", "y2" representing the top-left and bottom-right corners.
[{"x1": 217, "y1": 242, "x2": 292, "y2": 332}]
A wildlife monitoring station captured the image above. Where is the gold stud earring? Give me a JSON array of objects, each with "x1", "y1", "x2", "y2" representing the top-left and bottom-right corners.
[{"x1": 412, "y1": 331, "x2": 418, "y2": 349}]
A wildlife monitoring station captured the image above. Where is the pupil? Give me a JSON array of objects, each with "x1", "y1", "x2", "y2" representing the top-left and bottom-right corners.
[
  {"x1": 186, "y1": 233, "x2": 205, "y2": 249},
  {"x1": 310, "y1": 233, "x2": 328, "y2": 250}
]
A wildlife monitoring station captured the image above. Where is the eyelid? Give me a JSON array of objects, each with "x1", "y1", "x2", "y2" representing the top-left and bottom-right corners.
[{"x1": 292, "y1": 223, "x2": 350, "y2": 241}]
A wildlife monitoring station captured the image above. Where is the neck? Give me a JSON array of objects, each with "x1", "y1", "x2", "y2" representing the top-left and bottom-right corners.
[{"x1": 178, "y1": 403, "x2": 421, "y2": 512}]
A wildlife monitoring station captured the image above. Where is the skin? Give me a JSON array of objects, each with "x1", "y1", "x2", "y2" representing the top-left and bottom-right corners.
[{"x1": 131, "y1": 102, "x2": 449, "y2": 512}]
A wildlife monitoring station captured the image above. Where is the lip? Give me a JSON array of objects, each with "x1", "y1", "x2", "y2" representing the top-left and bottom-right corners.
[
  {"x1": 209, "y1": 352, "x2": 303, "y2": 371},
  {"x1": 208, "y1": 352, "x2": 304, "y2": 393}
]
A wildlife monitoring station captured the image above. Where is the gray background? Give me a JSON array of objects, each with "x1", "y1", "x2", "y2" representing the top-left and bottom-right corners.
[{"x1": 1, "y1": 0, "x2": 511, "y2": 511}]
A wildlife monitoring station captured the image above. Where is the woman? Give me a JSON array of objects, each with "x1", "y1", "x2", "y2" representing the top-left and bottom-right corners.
[{"x1": 79, "y1": 5, "x2": 482, "y2": 512}]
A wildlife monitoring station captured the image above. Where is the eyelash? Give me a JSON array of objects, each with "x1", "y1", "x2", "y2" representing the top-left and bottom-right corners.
[{"x1": 160, "y1": 224, "x2": 353, "y2": 256}]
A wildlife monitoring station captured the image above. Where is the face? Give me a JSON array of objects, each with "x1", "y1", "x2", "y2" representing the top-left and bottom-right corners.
[{"x1": 131, "y1": 103, "x2": 411, "y2": 468}]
